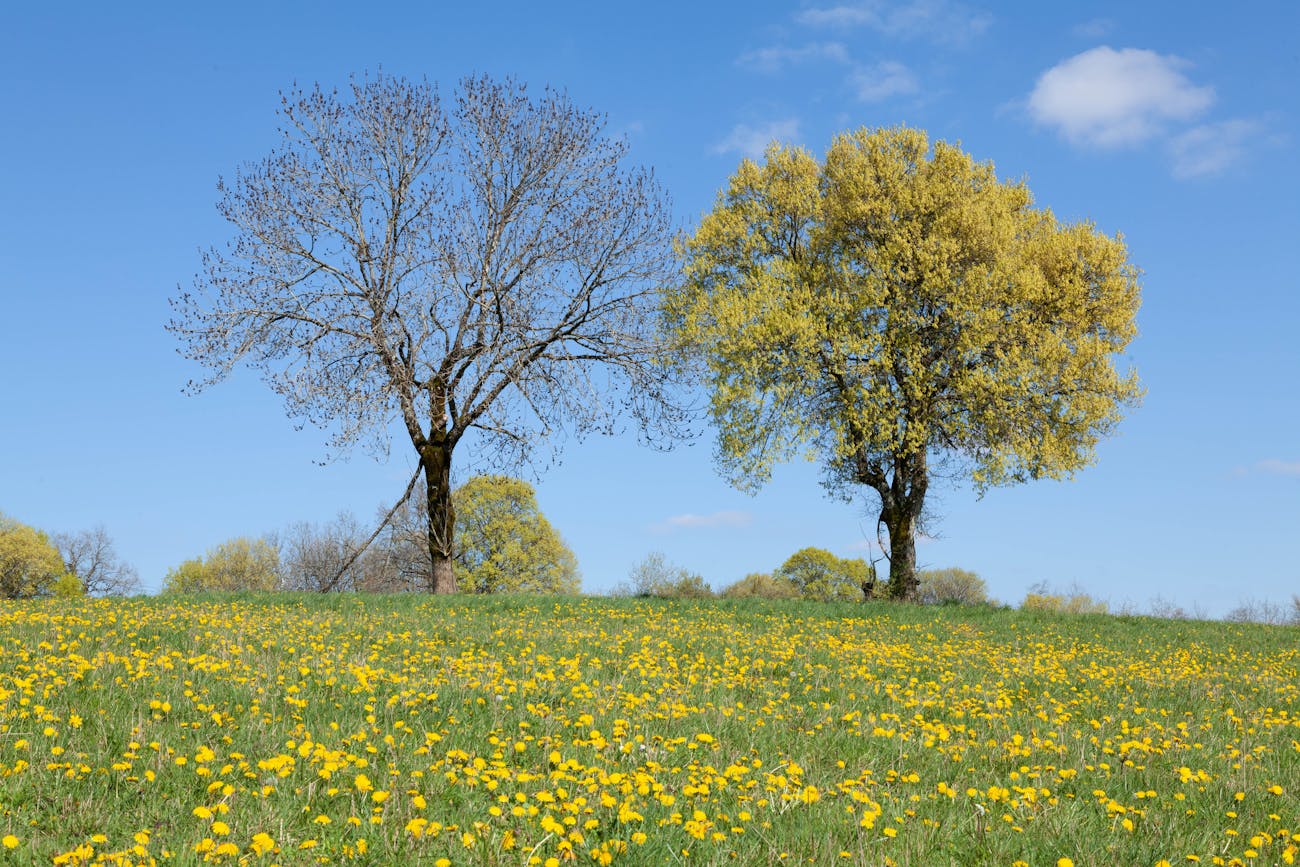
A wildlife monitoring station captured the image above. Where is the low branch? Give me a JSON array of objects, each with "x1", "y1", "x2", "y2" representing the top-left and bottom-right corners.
[{"x1": 320, "y1": 460, "x2": 424, "y2": 592}]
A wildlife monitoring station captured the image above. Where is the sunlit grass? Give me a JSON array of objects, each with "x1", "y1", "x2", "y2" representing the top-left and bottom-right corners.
[{"x1": 0, "y1": 594, "x2": 1296, "y2": 865}]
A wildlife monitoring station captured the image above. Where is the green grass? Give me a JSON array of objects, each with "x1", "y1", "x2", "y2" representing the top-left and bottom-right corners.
[{"x1": 0, "y1": 593, "x2": 1296, "y2": 866}]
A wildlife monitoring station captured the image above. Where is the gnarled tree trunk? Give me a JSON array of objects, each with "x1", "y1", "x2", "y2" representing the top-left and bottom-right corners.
[
  {"x1": 883, "y1": 506, "x2": 919, "y2": 600},
  {"x1": 420, "y1": 439, "x2": 457, "y2": 594}
]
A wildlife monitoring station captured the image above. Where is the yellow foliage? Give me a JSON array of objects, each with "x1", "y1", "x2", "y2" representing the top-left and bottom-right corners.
[
  {"x1": 0, "y1": 514, "x2": 65, "y2": 599},
  {"x1": 666, "y1": 125, "x2": 1141, "y2": 534},
  {"x1": 163, "y1": 536, "x2": 280, "y2": 593}
]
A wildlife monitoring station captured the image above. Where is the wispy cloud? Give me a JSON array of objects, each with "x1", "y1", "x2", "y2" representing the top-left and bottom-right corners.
[
  {"x1": 737, "y1": 41, "x2": 849, "y2": 73},
  {"x1": 1027, "y1": 46, "x2": 1214, "y2": 148},
  {"x1": 798, "y1": 0, "x2": 991, "y2": 44},
  {"x1": 650, "y1": 510, "x2": 755, "y2": 533},
  {"x1": 851, "y1": 60, "x2": 920, "y2": 102},
  {"x1": 1168, "y1": 119, "x2": 1262, "y2": 178},
  {"x1": 1257, "y1": 459, "x2": 1300, "y2": 477},
  {"x1": 1073, "y1": 17, "x2": 1115, "y2": 38},
  {"x1": 713, "y1": 119, "x2": 801, "y2": 160}
]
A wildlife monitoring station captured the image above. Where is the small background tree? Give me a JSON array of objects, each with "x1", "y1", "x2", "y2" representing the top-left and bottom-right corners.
[
  {"x1": 0, "y1": 514, "x2": 66, "y2": 599},
  {"x1": 279, "y1": 513, "x2": 391, "y2": 593},
  {"x1": 1021, "y1": 582, "x2": 1108, "y2": 615},
  {"x1": 453, "y1": 475, "x2": 580, "y2": 594},
  {"x1": 720, "y1": 572, "x2": 801, "y2": 600},
  {"x1": 775, "y1": 547, "x2": 875, "y2": 602},
  {"x1": 163, "y1": 536, "x2": 281, "y2": 593},
  {"x1": 54, "y1": 526, "x2": 141, "y2": 596},
  {"x1": 915, "y1": 568, "x2": 987, "y2": 605},
  {"x1": 620, "y1": 552, "x2": 712, "y2": 599}
]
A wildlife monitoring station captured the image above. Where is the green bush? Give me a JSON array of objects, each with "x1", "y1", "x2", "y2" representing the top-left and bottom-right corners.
[
  {"x1": 775, "y1": 548, "x2": 876, "y2": 602},
  {"x1": 721, "y1": 572, "x2": 801, "y2": 600},
  {"x1": 916, "y1": 568, "x2": 987, "y2": 605},
  {"x1": 454, "y1": 475, "x2": 580, "y2": 594},
  {"x1": 0, "y1": 514, "x2": 66, "y2": 599},
  {"x1": 1021, "y1": 586, "x2": 1108, "y2": 615},
  {"x1": 620, "y1": 553, "x2": 713, "y2": 599},
  {"x1": 163, "y1": 537, "x2": 281, "y2": 593}
]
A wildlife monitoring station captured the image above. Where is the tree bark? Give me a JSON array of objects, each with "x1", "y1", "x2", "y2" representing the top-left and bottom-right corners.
[
  {"x1": 421, "y1": 440, "x2": 457, "y2": 594},
  {"x1": 870, "y1": 450, "x2": 927, "y2": 601},
  {"x1": 883, "y1": 506, "x2": 919, "y2": 600}
]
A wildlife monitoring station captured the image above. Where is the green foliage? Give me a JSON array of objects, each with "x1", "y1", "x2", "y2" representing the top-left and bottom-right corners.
[
  {"x1": 1022, "y1": 587, "x2": 1109, "y2": 615},
  {"x1": 916, "y1": 567, "x2": 988, "y2": 605},
  {"x1": 0, "y1": 514, "x2": 65, "y2": 599},
  {"x1": 453, "y1": 475, "x2": 580, "y2": 594},
  {"x1": 162, "y1": 557, "x2": 207, "y2": 594},
  {"x1": 775, "y1": 547, "x2": 875, "y2": 602},
  {"x1": 721, "y1": 572, "x2": 801, "y2": 600},
  {"x1": 51, "y1": 571, "x2": 86, "y2": 599},
  {"x1": 622, "y1": 552, "x2": 713, "y2": 599},
  {"x1": 162, "y1": 537, "x2": 280, "y2": 593}
]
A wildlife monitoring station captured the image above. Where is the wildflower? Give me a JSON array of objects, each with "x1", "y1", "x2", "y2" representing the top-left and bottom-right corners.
[{"x1": 250, "y1": 832, "x2": 275, "y2": 855}]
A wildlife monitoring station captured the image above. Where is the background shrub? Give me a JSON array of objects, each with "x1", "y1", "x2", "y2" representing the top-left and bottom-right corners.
[
  {"x1": 620, "y1": 552, "x2": 713, "y2": 599},
  {"x1": 0, "y1": 514, "x2": 67, "y2": 599},
  {"x1": 775, "y1": 548, "x2": 876, "y2": 602},
  {"x1": 721, "y1": 572, "x2": 801, "y2": 600},
  {"x1": 916, "y1": 568, "x2": 987, "y2": 605},
  {"x1": 1021, "y1": 583, "x2": 1108, "y2": 615},
  {"x1": 163, "y1": 537, "x2": 281, "y2": 593}
]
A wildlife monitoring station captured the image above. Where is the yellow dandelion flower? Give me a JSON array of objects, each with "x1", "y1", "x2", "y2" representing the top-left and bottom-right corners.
[{"x1": 250, "y1": 832, "x2": 275, "y2": 855}]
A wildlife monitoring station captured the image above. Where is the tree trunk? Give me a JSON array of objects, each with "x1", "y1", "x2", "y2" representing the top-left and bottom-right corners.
[
  {"x1": 884, "y1": 507, "x2": 919, "y2": 600},
  {"x1": 421, "y1": 440, "x2": 457, "y2": 594}
]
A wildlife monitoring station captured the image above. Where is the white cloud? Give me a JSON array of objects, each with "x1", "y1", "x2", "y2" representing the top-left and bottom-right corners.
[
  {"x1": 798, "y1": 0, "x2": 991, "y2": 44},
  {"x1": 713, "y1": 119, "x2": 801, "y2": 160},
  {"x1": 653, "y1": 510, "x2": 755, "y2": 532},
  {"x1": 851, "y1": 60, "x2": 919, "y2": 102},
  {"x1": 1257, "y1": 459, "x2": 1300, "y2": 477},
  {"x1": 1168, "y1": 119, "x2": 1261, "y2": 178},
  {"x1": 737, "y1": 41, "x2": 849, "y2": 73},
  {"x1": 1073, "y1": 17, "x2": 1115, "y2": 38},
  {"x1": 1027, "y1": 46, "x2": 1214, "y2": 148}
]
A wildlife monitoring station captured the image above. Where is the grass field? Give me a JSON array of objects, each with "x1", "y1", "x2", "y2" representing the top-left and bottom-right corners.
[{"x1": 0, "y1": 594, "x2": 1296, "y2": 866}]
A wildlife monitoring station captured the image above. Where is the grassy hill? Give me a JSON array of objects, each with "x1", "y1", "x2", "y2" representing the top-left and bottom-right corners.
[{"x1": 0, "y1": 594, "x2": 1296, "y2": 865}]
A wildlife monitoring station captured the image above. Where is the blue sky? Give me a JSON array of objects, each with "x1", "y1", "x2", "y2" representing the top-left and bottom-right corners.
[{"x1": 2, "y1": 1, "x2": 1297, "y2": 612}]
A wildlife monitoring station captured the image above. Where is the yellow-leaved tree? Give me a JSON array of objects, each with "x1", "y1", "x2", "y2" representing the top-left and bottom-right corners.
[
  {"x1": 453, "y1": 475, "x2": 580, "y2": 594},
  {"x1": 0, "y1": 513, "x2": 67, "y2": 599},
  {"x1": 667, "y1": 127, "x2": 1142, "y2": 600},
  {"x1": 163, "y1": 536, "x2": 281, "y2": 593}
]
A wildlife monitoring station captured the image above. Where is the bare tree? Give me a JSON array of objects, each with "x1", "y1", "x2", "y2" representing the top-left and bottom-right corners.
[
  {"x1": 280, "y1": 513, "x2": 368, "y2": 592},
  {"x1": 54, "y1": 526, "x2": 141, "y2": 596},
  {"x1": 170, "y1": 74, "x2": 682, "y2": 592}
]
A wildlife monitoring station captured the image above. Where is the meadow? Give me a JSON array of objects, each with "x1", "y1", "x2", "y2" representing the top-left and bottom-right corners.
[{"x1": 0, "y1": 594, "x2": 1296, "y2": 866}]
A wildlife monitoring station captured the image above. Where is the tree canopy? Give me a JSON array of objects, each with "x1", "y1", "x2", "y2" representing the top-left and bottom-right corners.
[
  {"x1": 0, "y1": 514, "x2": 66, "y2": 599},
  {"x1": 775, "y1": 547, "x2": 875, "y2": 602},
  {"x1": 667, "y1": 126, "x2": 1141, "y2": 599},
  {"x1": 163, "y1": 537, "x2": 281, "y2": 594},
  {"x1": 453, "y1": 475, "x2": 580, "y2": 594},
  {"x1": 171, "y1": 73, "x2": 682, "y2": 594}
]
